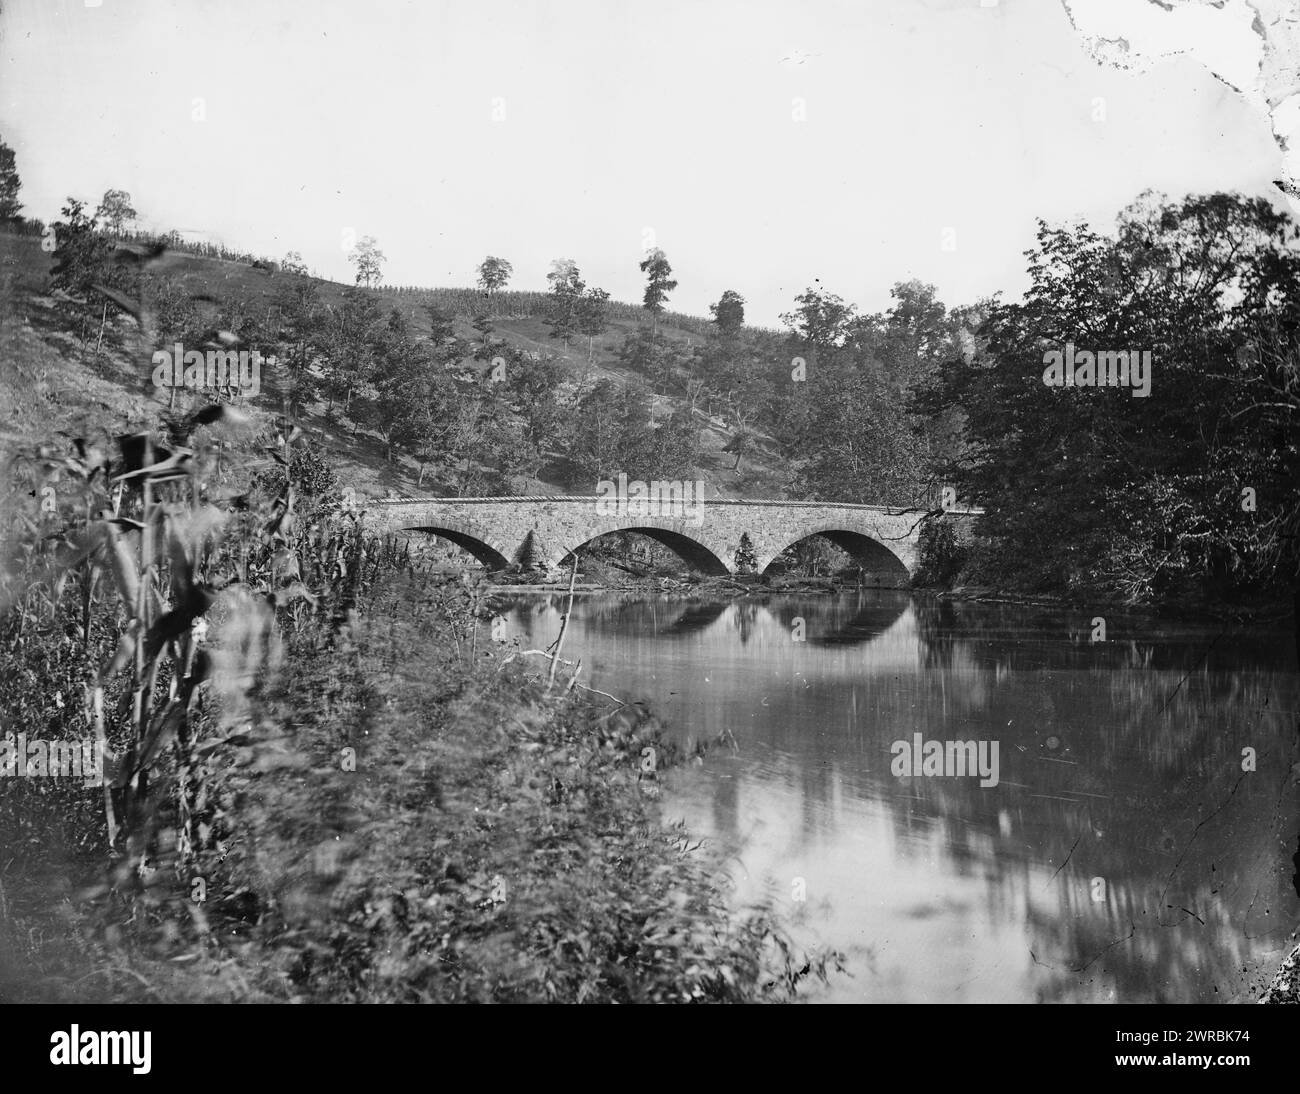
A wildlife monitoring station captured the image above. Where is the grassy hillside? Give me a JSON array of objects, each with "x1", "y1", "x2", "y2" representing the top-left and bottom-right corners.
[{"x1": 0, "y1": 228, "x2": 791, "y2": 506}]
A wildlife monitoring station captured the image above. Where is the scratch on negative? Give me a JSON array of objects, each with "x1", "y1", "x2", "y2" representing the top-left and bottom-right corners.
[{"x1": 1043, "y1": 832, "x2": 1083, "y2": 893}]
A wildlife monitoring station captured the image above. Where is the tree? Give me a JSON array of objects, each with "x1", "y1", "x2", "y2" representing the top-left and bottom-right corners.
[
  {"x1": 724, "y1": 430, "x2": 755, "y2": 470},
  {"x1": 354, "y1": 315, "x2": 526, "y2": 490},
  {"x1": 152, "y1": 276, "x2": 203, "y2": 346},
  {"x1": 544, "y1": 259, "x2": 584, "y2": 348},
  {"x1": 282, "y1": 251, "x2": 308, "y2": 275},
  {"x1": 0, "y1": 137, "x2": 21, "y2": 219},
  {"x1": 213, "y1": 290, "x2": 268, "y2": 350},
  {"x1": 349, "y1": 236, "x2": 385, "y2": 288},
  {"x1": 639, "y1": 247, "x2": 678, "y2": 334},
  {"x1": 911, "y1": 191, "x2": 1300, "y2": 602},
  {"x1": 547, "y1": 257, "x2": 580, "y2": 284},
  {"x1": 710, "y1": 289, "x2": 745, "y2": 336},
  {"x1": 361, "y1": 309, "x2": 439, "y2": 463},
  {"x1": 575, "y1": 286, "x2": 611, "y2": 361},
  {"x1": 618, "y1": 324, "x2": 683, "y2": 395},
  {"x1": 272, "y1": 274, "x2": 324, "y2": 416},
  {"x1": 476, "y1": 256, "x2": 513, "y2": 294},
  {"x1": 794, "y1": 372, "x2": 924, "y2": 506},
  {"x1": 879, "y1": 281, "x2": 947, "y2": 375},
  {"x1": 320, "y1": 286, "x2": 383, "y2": 416},
  {"x1": 735, "y1": 533, "x2": 757, "y2": 574},
  {"x1": 403, "y1": 371, "x2": 460, "y2": 487},
  {"x1": 563, "y1": 379, "x2": 652, "y2": 487},
  {"x1": 643, "y1": 407, "x2": 700, "y2": 480},
  {"x1": 442, "y1": 387, "x2": 494, "y2": 495},
  {"x1": 95, "y1": 189, "x2": 137, "y2": 235},
  {"x1": 425, "y1": 303, "x2": 457, "y2": 347},
  {"x1": 684, "y1": 376, "x2": 709, "y2": 414},
  {"x1": 780, "y1": 282, "x2": 856, "y2": 366},
  {"x1": 48, "y1": 198, "x2": 121, "y2": 345},
  {"x1": 489, "y1": 348, "x2": 564, "y2": 474},
  {"x1": 471, "y1": 311, "x2": 496, "y2": 351}
]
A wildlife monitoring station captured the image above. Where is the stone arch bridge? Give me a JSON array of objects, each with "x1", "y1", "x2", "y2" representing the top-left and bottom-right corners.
[{"x1": 362, "y1": 496, "x2": 980, "y2": 581}]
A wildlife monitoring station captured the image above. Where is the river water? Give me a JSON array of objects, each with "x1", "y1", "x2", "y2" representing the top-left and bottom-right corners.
[{"x1": 497, "y1": 590, "x2": 1298, "y2": 1003}]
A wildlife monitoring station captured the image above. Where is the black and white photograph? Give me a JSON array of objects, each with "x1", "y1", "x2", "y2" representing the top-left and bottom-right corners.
[{"x1": 0, "y1": 0, "x2": 1298, "y2": 1050}]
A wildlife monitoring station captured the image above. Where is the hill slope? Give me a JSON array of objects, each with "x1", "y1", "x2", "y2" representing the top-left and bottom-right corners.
[{"x1": 0, "y1": 229, "x2": 791, "y2": 504}]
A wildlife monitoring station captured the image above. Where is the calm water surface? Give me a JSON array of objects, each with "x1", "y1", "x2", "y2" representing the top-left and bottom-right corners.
[{"x1": 499, "y1": 591, "x2": 1298, "y2": 1003}]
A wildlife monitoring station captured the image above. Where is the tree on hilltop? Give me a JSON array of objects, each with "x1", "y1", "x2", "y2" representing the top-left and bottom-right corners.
[
  {"x1": 547, "y1": 258, "x2": 580, "y2": 286},
  {"x1": 96, "y1": 189, "x2": 137, "y2": 235},
  {"x1": 639, "y1": 247, "x2": 677, "y2": 336},
  {"x1": 349, "y1": 236, "x2": 385, "y2": 288},
  {"x1": 49, "y1": 197, "x2": 122, "y2": 345},
  {"x1": 477, "y1": 256, "x2": 513, "y2": 294},
  {"x1": 710, "y1": 289, "x2": 745, "y2": 336},
  {"x1": 576, "y1": 286, "x2": 610, "y2": 362},
  {"x1": 544, "y1": 258, "x2": 584, "y2": 348}
]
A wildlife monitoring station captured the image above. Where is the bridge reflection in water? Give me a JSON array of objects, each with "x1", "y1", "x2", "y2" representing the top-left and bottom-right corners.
[{"x1": 494, "y1": 590, "x2": 1299, "y2": 1003}]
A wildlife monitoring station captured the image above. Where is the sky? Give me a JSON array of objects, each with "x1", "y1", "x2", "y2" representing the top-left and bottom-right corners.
[{"x1": 0, "y1": 0, "x2": 1287, "y2": 328}]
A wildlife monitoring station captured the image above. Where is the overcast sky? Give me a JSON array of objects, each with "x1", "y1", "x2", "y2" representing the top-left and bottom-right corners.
[{"x1": 0, "y1": 0, "x2": 1285, "y2": 327}]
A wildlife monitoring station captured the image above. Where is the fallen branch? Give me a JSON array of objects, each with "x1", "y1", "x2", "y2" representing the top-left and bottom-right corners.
[{"x1": 546, "y1": 555, "x2": 579, "y2": 694}]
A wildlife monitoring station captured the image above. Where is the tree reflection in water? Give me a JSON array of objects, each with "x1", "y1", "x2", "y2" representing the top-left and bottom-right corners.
[{"x1": 499, "y1": 591, "x2": 1298, "y2": 1002}]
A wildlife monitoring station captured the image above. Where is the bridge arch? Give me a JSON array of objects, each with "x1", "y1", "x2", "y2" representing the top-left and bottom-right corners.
[
  {"x1": 398, "y1": 521, "x2": 512, "y2": 571},
  {"x1": 551, "y1": 524, "x2": 731, "y2": 576},
  {"x1": 758, "y1": 526, "x2": 912, "y2": 579}
]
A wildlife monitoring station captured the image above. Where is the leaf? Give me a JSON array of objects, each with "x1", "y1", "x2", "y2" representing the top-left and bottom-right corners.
[
  {"x1": 91, "y1": 283, "x2": 146, "y2": 324},
  {"x1": 186, "y1": 403, "x2": 251, "y2": 433},
  {"x1": 267, "y1": 582, "x2": 318, "y2": 608},
  {"x1": 111, "y1": 241, "x2": 167, "y2": 268},
  {"x1": 97, "y1": 518, "x2": 140, "y2": 612},
  {"x1": 119, "y1": 701, "x2": 187, "y2": 783},
  {"x1": 115, "y1": 433, "x2": 177, "y2": 476},
  {"x1": 97, "y1": 621, "x2": 142, "y2": 683},
  {"x1": 270, "y1": 548, "x2": 300, "y2": 584},
  {"x1": 167, "y1": 522, "x2": 196, "y2": 602},
  {"x1": 194, "y1": 730, "x2": 253, "y2": 759},
  {"x1": 142, "y1": 586, "x2": 214, "y2": 663},
  {"x1": 113, "y1": 448, "x2": 193, "y2": 484}
]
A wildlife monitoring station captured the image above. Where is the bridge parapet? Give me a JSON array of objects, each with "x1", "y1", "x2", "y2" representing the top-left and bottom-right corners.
[{"x1": 365, "y1": 495, "x2": 982, "y2": 514}]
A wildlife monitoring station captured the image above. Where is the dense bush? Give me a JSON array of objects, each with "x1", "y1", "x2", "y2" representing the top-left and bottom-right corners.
[
  {"x1": 913, "y1": 518, "x2": 969, "y2": 588},
  {"x1": 912, "y1": 193, "x2": 1300, "y2": 605},
  {"x1": 0, "y1": 420, "x2": 841, "y2": 1003}
]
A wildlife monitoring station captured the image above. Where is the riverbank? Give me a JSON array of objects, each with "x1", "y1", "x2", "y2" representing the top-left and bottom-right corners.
[
  {"x1": 0, "y1": 563, "x2": 842, "y2": 1003},
  {"x1": 935, "y1": 582, "x2": 1299, "y2": 627}
]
